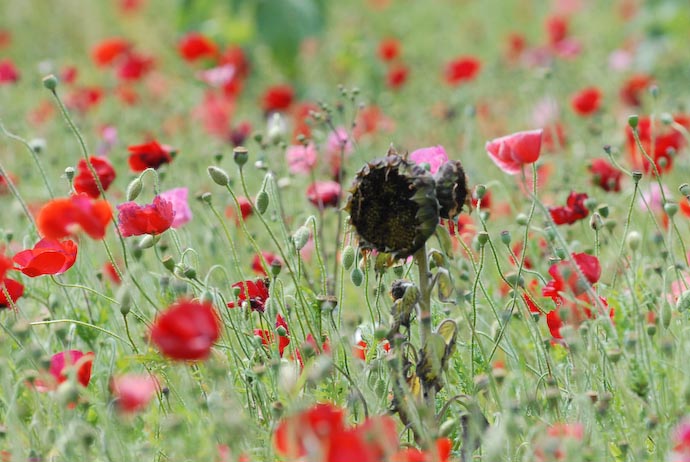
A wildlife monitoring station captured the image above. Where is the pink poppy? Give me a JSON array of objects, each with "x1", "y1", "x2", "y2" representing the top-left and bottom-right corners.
[
  {"x1": 485, "y1": 129, "x2": 543, "y2": 174},
  {"x1": 409, "y1": 145, "x2": 449, "y2": 174}
]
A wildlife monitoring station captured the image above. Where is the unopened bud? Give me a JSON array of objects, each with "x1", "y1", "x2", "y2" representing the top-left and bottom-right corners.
[
  {"x1": 126, "y1": 178, "x2": 143, "y2": 201},
  {"x1": 680, "y1": 183, "x2": 690, "y2": 197},
  {"x1": 676, "y1": 290, "x2": 690, "y2": 312},
  {"x1": 208, "y1": 166, "x2": 230, "y2": 186},
  {"x1": 590, "y1": 212, "x2": 604, "y2": 231},
  {"x1": 351, "y1": 268, "x2": 364, "y2": 287},
  {"x1": 161, "y1": 256, "x2": 176, "y2": 272},
  {"x1": 292, "y1": 226, "x2": 310, "y2": 250},
  {"x1": 342, "y1": 246, "x2": 355, "y2": 270},
  {"x1": 270, "y1": 259, "x2": 282, "y2": 277},
  {"x1": 626, "y1": 231, "x2": 641, "y2": 251},
  {"x1": 474, "y1": 184, "x2": 487, "y2": 200},
  {"x1": 515, "y1": 213, "x2": 528, "y2": 226},
  {"x1": 255, "y1": 191, "x2": 269, "y2": 214},
  {"x1": 584, "y1": 197, "x2": 598, "y2": 212},
  {"x1": 200, "y1": 192, "x2": 212, "y2": 204}
]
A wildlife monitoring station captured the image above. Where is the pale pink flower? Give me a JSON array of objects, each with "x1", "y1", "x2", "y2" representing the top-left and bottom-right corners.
[
  {"x1": 197, "y1": 64, "x2": 236, "y2": 87},
  {"x1": 327, "y1": 127, "x2": 353, "y2": 157},
  {"x1": 286, "y1": 143, "x2": 318, "y2": 174},
  {"x1": 111, "y1": 374, "x2": 159, "y2": 414},
  {"x1": 409, "y1": 145, "x2": 449, "y2": 174},
  {"x1": 159, "y1": 187, "x2": 192, "y2": 228},
  {"x1": 608, "y1": 49, "x2": 633, "y2": 72}
]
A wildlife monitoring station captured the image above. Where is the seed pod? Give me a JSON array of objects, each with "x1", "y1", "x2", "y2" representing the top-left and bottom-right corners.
[{"x1": 345, "y1": 151, "x2": 439, "y2": 259}]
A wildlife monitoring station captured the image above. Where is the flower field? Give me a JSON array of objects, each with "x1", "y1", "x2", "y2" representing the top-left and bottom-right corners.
[{"x1": 2, "y1": 0, "x2": 690, "y2": 460}]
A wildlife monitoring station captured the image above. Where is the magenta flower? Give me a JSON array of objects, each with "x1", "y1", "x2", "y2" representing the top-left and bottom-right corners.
[
  {"x1": 286, "y1": 143, "x2": 317, "y2": 174},
  {"x1": 327, "y1": 127, "x2": 353, "y2": 157},
  {"x1": 409, "y1": 145, "x2": 448, "y2": 174},
  {"x1": 485, "y1": 129, "x2": 543, "y2": 175},
  {"x1": 159, "y1": 187, "x2": 192, "y2": 228}
]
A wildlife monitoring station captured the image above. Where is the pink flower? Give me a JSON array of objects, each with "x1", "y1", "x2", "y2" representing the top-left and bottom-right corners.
[
  {"x1": 111, "y1": 374, "x2": 159, "y2": 414},
  {"x1": 327, "y1": 127, "x2": 353, "y2": 157},
  {"x1": 159, "y1": 187, "x2": 192, "y2": 228},
  {"x1": 307, "y1": 181, "x2": 341, "y2": 209},
  {"x1": 671, "y1": 418, "x2": 690, "y2": 462},
  {"x1": 286, "y1": 143, "x2": 318, "y2": 174},
  {"x1": 409, "y1": 145, "x2": 449, "y2": 174},
  {"x1": 485, "y1": 129, "x2": 543, "y2": 174}
]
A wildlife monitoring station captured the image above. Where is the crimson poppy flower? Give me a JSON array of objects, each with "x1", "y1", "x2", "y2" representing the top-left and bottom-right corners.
[
  {"x1": 103, "y1": 261, "x2": 121, "y2": 284},
  {"x1": 549, "y1": 191, "x2": 589, "y2": 225},
  {"x1": 386, "y1": 64, "x2": 409, "y2": 90},
  {"x1": 546, "y1": 15, "x2": 569, "y2": 46},
  {"x1": 227, "y1": 278, "x2": 270, "y2": 312},
  {"x1": 391, "y1": 438, "x2": 452, "y2": 462},
  {"x1": 225, "y1": 195, "x2": 253, "y2": 225},
  {"x1": 620, "y1": 74, "x2": 654, "y2": 107},
  {"x1": 178, "y1": 32, "x2": 218, "y2": 62},
  {"x1": 127, "y1": 140, "x2": 174, "y2": 172},
  {"x1": 0, "y1": 59, "x2": 19, "y2": 84},
  {"x1": 252, "y1": 252, "x2": 281, "y2": 276},
  {"x1": 307, "y1": 181, "x2": 341, "y2": 209},
  {"x1": 546, "y1": 294, "x2": 612, "y2": 339},
  {"x1": 625, "y1": 115, "x2": 688, "y2": 173},
  {"x1": 274, "y1": 403, "x2": 346, "y2": 459},
  {"x1": 254, "y1": 313, "x2": 290, "y2": 356},
  {"x1": 542, "y1": 252, "x2": 600, "y2": 303},
  {"x1": 73, "y1": 156, "x2": 116, "y2": 198},
  {"x1": 589, "y1": 158, "x2": 622, "y2": 192},
  {"x1": 116, "y1": 52, "x2": 154, "y2": 81},
  {"x1": 37, "y1": 194, "x2": 113, "y2": 240},
  {"x1": 50, "y1": 350, "x2": 94, "y2": 387},
  {"x1": 261, "y1": 84, "x2": 294, "y2": 113},
  {"x1": 571, "y1": 87, "x2": 602, "y2": 116},
  {"x1": 444, "y1": 56, "x2": 481, "y2": 85},
  {"x1": 0, "y1": 278, "x2": 23, "y2": 308},
  {"x1": 13, "y1": 238, "x2": 77, "y2": 277},
  {"x1": 378, "y1": 38, "x2": 401, "y2": 62},
  {"x1": 91, "y1": 38, "x2": 131, "y2": 66},
  {"x1": 117, "y1": 196, "x2": 174, "y2": 237},
  {"x1": 485, "y1": 129, "x2": 543, "y2": 174},
  {"x1": 0, "y1": 253, "x2": 11, "y2": 282},
  {"x1": 150, "y1": 299, "x2": 221, "y2": 361},
  {"x1": 110, "y1": 374, "x2": 159, "y2": 413}
]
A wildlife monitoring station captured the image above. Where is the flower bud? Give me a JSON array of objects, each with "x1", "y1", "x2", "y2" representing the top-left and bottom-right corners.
[
  {"x1": 255, "y1": 191, "x2": 269, "y2": 214},
  {"x1": 679, "y1": 183, "x2": 690, "y2": 197},
  {"x1": 515, "y1": 213, "x2": 528, "y2": 226},
  {"x1": 42, "y1": 74, "x2": 59, "y2": 91},
  {"x1": 126, "y1": 177, "x2": 143, "y2": 201},
  {"x1": 342, "y1": 245, "x2": 355, "y2": 270},
  {"x1": 292, "y1": 226, "x2": 310, "y2": 251},
  {"x1": 628, "y1": 114, "x2": 639, "y2": 129},
  {"x1": 626, "y1": 231, "x2": 641, "y2": 251},
  {"x1": 270, "y1": 258, "x2": 282, "y2": 277},
  {"x1": 590, "y1": 212, "x2": 604, "y2": 231},
  {"x1": 117, "y1": 286, "x2": 132, "y2": 316},
  {"x1": 351, "y1": 268, "x2": 364, "y2": 287},
  {"x1": 200, "y1": 192, "x2": 212, "y2": 204},
  {"x1": 208, "y1": 166, "x2": 230, "y2": 186},
  {"x1": 584, "y1": 197, "x2": 598, "y2": 212},
  {"x1": 474, "y1": 184, "x2": 487, "y2": 200},
  {"x1": 233, "y1": 146, "x2": 249, "y2": 167},
  {"x1": 676, "y1": 290, "x2": 690, "y2": 312}
]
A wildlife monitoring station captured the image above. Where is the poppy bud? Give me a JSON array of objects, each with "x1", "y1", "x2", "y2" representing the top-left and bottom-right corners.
[
  {"x1": 126, "y1": 177, "x2": 143, "y2": 201},
  {"x1": 342, "y1": 245, "x2": 355, "y2": 270},
  {"x1": 270, "y1": 259, "x2": 282, "y2": 277},
  {"x1": 255, "y1": 191, "x2": 269, "y2": 215},
  {"x1": 590, "y1": 212, "x2": 604, "y2": 231},
  {"x1": 117, "y1": 286, "x2": 132, "y2": 316},
  {"x1": 516, "y1": 213, "x2": 528, "y2": 226},
  {"x1": 351, "y1": 268, "x2": 363, "y2": 286},
  {"x1": 42, "y1": 74, "x2": 58, "y2": 91},
  {"x1": 676, "y1": 290, "x2": 690, "y2": 312},
  {"x1": 200, "y1": 192, "x2": 212, "y2": 204},
  {"x1": 664, "y1": 202, "x2": 678, "y2": 217},
  {"x1": 626, "y1": 231, "x2": 641, "y2": 251},
  {"x1": 679, "y1": 183, "x2": 690, "y2": 197},
  {"x1": 208, "y1": 166, "x2": 230, "y2": 186},
  {"x1": 292, "y1": 226, "x2": 310, "y2": 250}
]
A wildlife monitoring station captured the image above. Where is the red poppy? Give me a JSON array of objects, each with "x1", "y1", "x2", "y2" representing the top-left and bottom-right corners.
[
  {"x1": 37, "y1": 194, "x2": 113, "y2": 240},
  {"x1": 92, "y1": 38, "x2": 131, "y2": 66},
  {"x1": 589, "y1": 158, "x2": 622, "y2": 192},
  {"x1": 378, "y1": 38, "x2": 401, "y2": 62},
  {"x1": 485, "y1": 129, "x2": 543, "y2": 174},
  {"x1": 254, "y1": 313, "x2": 290, "y2": 356},
  {"x1": 178, "y1": 32, "x2": 218, "y2": 62},
  {"x1": 625, "y1": 115, "x2": 688, "y2": 173},
  {"x1": 444, "y1": 56, "x2": 481, "y2": 85},
  {"x1": 0, "y1": 59, "x2": 19, "y2": 84},
  {"x1": 571, "y1": 87, "x2": 602, "y2": 116},
  {"x1": 0, "y1": 278, "x2": 23, "y2": 308},
  {"x1": 117, "y1": 196, "x2": 174, "y2": 237},
  {"x1": 549, "y1": 191, "x2": 589, "y2": 225},
  {"x1": 73, "y1": 156, "x2": 116, "y2": 198},
  {"x1": 50, "y1": 350, "x2": 94, "y2": 387},
  {"x1": 353, "y1": 105, "x2": 394, "y2": 138},
  {"x1": 274, "y1": 403, "x2": 345, "y2": 459},
  {"x1": 225, "y1": 196, "x2": 253, "y2": 225},
  {"x1": 116, "y1": 52, "x2": 154, "y2": 81},
  {"x1": 546, "y1": 294, "x2": 612, "y2": 339},
  {"x1": 542, "y1": 252, "x2": 600, "y2": 303},
  {"x1": 252, "y1": 251, "x2": 281, "y2": 276},
  {"x1": 506, "y1": 33, "x2": 527, "y2": 61},
  {"x1": 127, "y1": 140, "x2": 174, "y2": 172},
  {"x1": 386, "y1": 64, "x2": 409, "y2": 90},
  {"x1": 65, "y1": 86, "x2": 103, "y2": 113},
  {"x1": 261, "y1": 84, "x2": 294, "y2": 113},
  {"x1": 391, "y1": 438, "x2": 452, "y2": 462},
  {"x1": 13, "y1": 238, "x2": 77, "y2": 277},
  {"x1": 227, "y1": 278, "x2": 270, "y2": 312},
  {"x1": 546, "y1": 15, "x2": 569, "y2": 46},
  {"x1": 110, "y1": 374, "x2": 159, "y2": 413},
  {"x1": 353, "y1": 340, "x2": 367, "y2": 360},
  {"x1": 103, "y1": 261, "x2": 122, "y2": 284},
  {"x1": 620, "y1": 74, "x2": 654, "y2": 107},
  {"x1": 307, "y1": 181, "x2": 341, "y2": 209},
  {"x1": 219, "y1": 45, "x2": 250, "y2": 79},
  {"x1": 150, "y1": 299, "x2": 221, "y2": 361}
]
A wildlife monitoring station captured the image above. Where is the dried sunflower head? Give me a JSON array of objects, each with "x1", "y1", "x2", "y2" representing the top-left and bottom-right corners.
[
  {"x1": 434, "y1": 159, "x2": 468, "y2": 219},
  {"x1": 345, "y1": 152, "x2": 439, "y2": 259}
]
